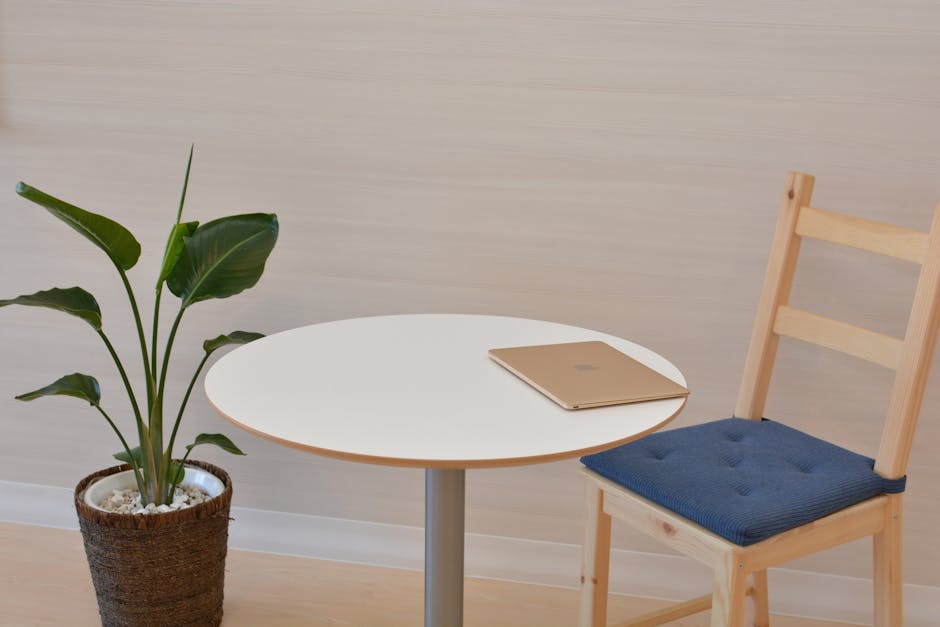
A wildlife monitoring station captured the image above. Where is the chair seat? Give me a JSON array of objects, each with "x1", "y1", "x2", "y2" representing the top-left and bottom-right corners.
[{"x1": 581, "y1": 418, "x2": 906, "y2": 546}]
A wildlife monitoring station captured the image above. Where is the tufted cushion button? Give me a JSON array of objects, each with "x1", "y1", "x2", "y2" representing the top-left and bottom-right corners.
[
  {"x1": 791, "y1": 460, "x2": 815, "y2": 473},
  {"x1": 647, "y1": 449, "x2": 671, "y2": 460}
]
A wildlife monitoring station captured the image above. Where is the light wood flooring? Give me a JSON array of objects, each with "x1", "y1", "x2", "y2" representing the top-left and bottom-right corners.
[{"x1": 0, "y1": 522, "x2": 852, "y2": 626}]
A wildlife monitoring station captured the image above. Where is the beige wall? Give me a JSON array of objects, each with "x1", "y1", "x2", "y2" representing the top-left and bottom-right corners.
[{"x1": 2, "y1": 0, "x2": 939, "y2": 587}]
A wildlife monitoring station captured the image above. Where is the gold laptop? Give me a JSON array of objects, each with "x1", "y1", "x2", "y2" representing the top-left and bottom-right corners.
[{"x1": 488, "y1": 341, "x2": 688, "y2": 410}]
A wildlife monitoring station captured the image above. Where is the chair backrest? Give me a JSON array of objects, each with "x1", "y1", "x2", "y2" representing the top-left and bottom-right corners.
[{"x1": 733, "y1": 172, "x2": 940, "y2": 479}]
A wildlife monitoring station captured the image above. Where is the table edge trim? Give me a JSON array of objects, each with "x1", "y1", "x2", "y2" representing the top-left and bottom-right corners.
[{"x1": 205, "y1": 394, "x2": 687, "y2": 469}]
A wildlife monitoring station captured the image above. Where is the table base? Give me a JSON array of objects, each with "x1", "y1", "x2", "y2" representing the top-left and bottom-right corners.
[{"x1": 425, "y1": 468, "x2": 465, "y2": 627}]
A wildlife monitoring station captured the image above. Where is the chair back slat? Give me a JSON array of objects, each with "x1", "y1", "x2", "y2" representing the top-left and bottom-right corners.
[
  {"x1": 796, "y1": 206, "x2": 928, "y2": 264},
  {"x1": 734, "y1": 172, "x2": 814, "y2": 420},
  {"x1": 876, "y1": 204, "x2": 940, "y2": 478},
  {"x1": 773, "y1": 306, "x2": 903, "y2": 370},
  {"x1": 736, "y1": 173, "x2": 940, "y2": 479}
]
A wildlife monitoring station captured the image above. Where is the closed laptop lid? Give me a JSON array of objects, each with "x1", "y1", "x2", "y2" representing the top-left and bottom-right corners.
[{"x1": 489, "y1": 340, "x2": 688, "y2": 410}]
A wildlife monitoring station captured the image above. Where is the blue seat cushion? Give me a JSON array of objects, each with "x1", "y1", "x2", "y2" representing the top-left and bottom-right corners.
[{"x1": 581, "y1": 418, "x2": 905, "y2": 546}]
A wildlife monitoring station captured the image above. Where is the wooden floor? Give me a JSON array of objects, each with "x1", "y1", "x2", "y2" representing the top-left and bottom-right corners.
[{"x1": 0, "y1": 522, "x2": 852, "y2": 627}]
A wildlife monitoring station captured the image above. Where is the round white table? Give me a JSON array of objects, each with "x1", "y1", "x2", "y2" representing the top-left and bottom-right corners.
[{"x1": 205, "y1": 314, "x2": 686, "y2": 627}]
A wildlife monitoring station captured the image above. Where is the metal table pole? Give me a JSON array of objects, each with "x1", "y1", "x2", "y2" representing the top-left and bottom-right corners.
[{"x1": 424, "y1": 468, "x2": 466, "y2": 627}]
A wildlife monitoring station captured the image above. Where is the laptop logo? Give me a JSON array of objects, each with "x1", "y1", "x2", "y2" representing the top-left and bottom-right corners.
[{"x1": 574, "y1": 364, "x2": 598, "y2": 371}]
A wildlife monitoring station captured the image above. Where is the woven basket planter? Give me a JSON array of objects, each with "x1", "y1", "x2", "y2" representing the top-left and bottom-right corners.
[{"x1": 74, "y1": 460, "x2": 233, "y2": 627}]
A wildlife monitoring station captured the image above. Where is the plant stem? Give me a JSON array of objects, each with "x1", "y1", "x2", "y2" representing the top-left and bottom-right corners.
[
  {"x1": 147, "y1": 396, "x2": 164, "y2": 500},
  {"x1": 98, "y1": 329, "x2": 157, "y2": 490},
  {"x1": 152, "y1": 307, "x2": 185, "y2": 496},
  {"x1": 117, "y1": 267, "x2": 154, "y2": 407},
  {"x1": 150, "y1": 288, "x2": 162, "y2": 385},
  {"x1": 95, "y1": 405, "x2": 146, "y2": 500},
  {"x1": 156, "y1": 308, "x2": 185, "y2": 411},
  {"x1": 96, "y1": 330, "x2": 144, "y2": 431},
  {"x1": 162, "y1": 352, "x2": 209, "y2": 479},
  {"x1": 114, "y1": 267, "x2": 161, "y2": 498}
]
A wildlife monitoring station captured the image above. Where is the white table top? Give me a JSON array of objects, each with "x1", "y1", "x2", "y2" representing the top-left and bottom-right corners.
[{"x1": 204, "y1": 314, "x2": 687, "y2": 469}]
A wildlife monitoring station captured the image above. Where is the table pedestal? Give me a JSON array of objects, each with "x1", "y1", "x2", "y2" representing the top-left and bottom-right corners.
[{"x1": 425, "y1": 468, "x2": 465, "y2": 627}]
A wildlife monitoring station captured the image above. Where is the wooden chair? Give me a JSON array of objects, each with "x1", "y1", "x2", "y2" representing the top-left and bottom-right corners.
[{"x1": 578, "y1": 172, "x2": 940, "y2": 627}]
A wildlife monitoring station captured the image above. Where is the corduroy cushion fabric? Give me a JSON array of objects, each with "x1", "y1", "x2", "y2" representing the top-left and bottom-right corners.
[{"x1": 580, "y1": 417, "x2": 905, "y2": 546}]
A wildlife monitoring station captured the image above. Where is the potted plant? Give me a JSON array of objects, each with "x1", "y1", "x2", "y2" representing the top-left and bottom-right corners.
[{"x1": 1, "y1": 148, "x2": 278, "y2": 627}]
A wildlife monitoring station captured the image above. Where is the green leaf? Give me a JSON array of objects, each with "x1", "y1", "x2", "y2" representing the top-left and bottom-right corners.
[
  {"x1": 185, "y1": 433, "x2": 246, "y2": 456},
  {"x1": 157, "y1": 221, "x2": 199, "y2": 286},
  {"x1": 16, "y1": 182, "x2": 141, "y2": 271},
  {"x1": 168, "y1": 461, "x2": 186, "y2": 485},
  {"x1": 203, "y1": 331, "x2": 265, "y2": 356},
  {"x1": 166, "y1": 213, "x2": 278, "y2": 307},
  {"x1": 16, "y1": 373, "x2": 100, "y2": 406},
  {"x1": 0, "y1": 287, "x2": 102, "y2": 329},
  {"x1": 114, "y1": 446, "x2": 143, "y2": 467}
]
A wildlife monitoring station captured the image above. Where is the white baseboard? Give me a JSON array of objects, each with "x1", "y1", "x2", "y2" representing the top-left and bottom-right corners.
[{"x1": 2, "y1": 479, "x2": 937, "y2": 625}]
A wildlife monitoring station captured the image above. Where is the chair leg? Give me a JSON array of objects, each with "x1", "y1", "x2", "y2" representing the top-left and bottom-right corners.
[
  {"x1": 580, "y1": 481, "x2": 612, "y2": 627},
  {"x1": 711, "y1": 554, "x2": 748, "y2": 627},
  {"x1": 873, "y1": 494, "x2": 903, "y2": 626},
  {"x1": 749, "y1": 570, "x2": 770, "y2": 627}
]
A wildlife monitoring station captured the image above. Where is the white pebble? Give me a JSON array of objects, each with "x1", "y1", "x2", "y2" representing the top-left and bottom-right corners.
[{"x1": 98, "y1": 484, "x2": 212, "y2": 515}]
